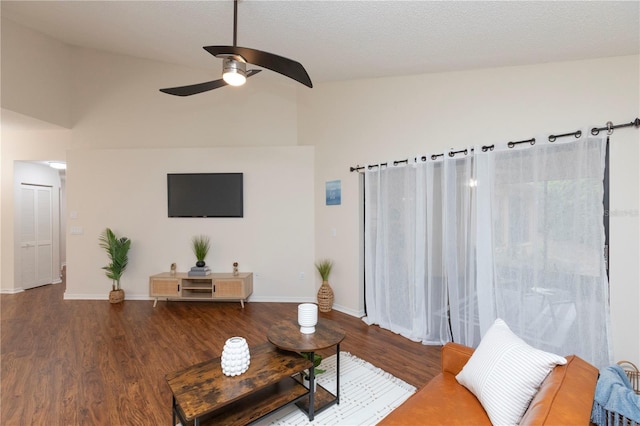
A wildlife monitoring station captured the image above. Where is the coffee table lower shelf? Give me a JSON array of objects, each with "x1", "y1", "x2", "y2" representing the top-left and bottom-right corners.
[{"x1": 173, "y1": 376, "x2": 312, "y2": 425}]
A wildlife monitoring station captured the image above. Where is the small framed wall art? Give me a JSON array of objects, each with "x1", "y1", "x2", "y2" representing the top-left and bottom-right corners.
[{"x1": 325, "y1": 180, "x2": 341, "y2": 206}]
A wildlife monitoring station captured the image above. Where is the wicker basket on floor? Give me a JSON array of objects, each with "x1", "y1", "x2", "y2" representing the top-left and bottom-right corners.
[
  {"x1": 317, "y1": 281, "x2": 334, "y2": 312},
  {"x1": 617, "y1": 360, "x2": 640, "y2": 395},
  {"x1": 109, "y1": 289, "x2": 125, "y2": 304}
]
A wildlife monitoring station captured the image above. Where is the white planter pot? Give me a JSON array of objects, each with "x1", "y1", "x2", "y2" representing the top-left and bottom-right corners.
[
  {"x1": 298, "y1": 303, "x2": 318, "y2": 334},
  {"x1": 302, "y1": 373, "x2": 317, "y2": 392}
]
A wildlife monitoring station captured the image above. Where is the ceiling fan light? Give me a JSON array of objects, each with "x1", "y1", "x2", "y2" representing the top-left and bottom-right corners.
[
  {"x1": 48, "y1": 161, "x2": 66, "y2": 170},
  {"x1": 222, "y1": 58, "x2": 247, "y2": 86}
]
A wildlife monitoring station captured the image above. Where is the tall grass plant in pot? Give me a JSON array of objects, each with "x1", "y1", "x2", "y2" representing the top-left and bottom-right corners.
[
  {"x1": 315, "y1": 259, "x2": 334, "y2": 312},
  {"x1": 192, "y1": 235, "x2": 210, "y2": 267}
]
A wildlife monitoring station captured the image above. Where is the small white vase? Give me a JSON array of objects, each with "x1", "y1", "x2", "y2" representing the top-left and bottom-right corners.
[
  {"x1": 221, "y1": 337, "x2": 250, "y2": 377},
  {"x1": 298, "y1": 303, "x2": 318, "y2": 334}
]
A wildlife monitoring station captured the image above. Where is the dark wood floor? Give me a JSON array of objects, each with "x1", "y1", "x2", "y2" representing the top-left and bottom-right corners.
[{"x1": 1, "y1": 283, "x2": 441, "y2": 425}]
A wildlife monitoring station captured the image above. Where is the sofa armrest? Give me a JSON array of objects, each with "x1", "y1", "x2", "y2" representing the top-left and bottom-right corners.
[
  {"x1": 441, "y1": 342, "x2": 475, "y2": 375},
  {"x1": 519, "y1": 354, "x2": 598, "y2": 425}
]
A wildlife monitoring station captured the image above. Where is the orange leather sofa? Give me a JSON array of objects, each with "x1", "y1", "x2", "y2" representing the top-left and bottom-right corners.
[{"x1": 380, "y1": 342, "x2": 598, "y2": 425}]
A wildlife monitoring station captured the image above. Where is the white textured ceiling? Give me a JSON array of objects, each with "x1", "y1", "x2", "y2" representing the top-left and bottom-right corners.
[{"x1": 2, "y1": 0, "x2": 639, "y2": 86}]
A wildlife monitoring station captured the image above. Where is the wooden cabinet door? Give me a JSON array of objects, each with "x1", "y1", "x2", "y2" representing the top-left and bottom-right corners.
[
  {"x1": 214, "y1": 279, "x2": 244, "y2": 298},
  {"x1": 150, "y1": 278, "x2": 180, "y2": 296}
]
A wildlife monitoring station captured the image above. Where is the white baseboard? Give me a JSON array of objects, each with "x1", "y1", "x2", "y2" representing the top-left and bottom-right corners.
[
  {"x1": 124, "y1": 294, "x2": 156, "y2": 301},
  {"x1": 63, "y1": 293, "x2": 106, "y2": 300},
  {"x1": 63, "y1": 292, "x2": 155, "y2": 300},
  {"x1": 331, "y1": 304, "x2": 365, "y2": 318},
  {"x1": 0, "y1": 287, "x2": 25, "y2": 294},
  {"x1": 248, "y1": 295, "x2": 317, "y2": 304},
  {"x1": 61, "y1": 293, "x2": 366, "y2": 318},
  {"x1": 2, "y1": 281, "x2": 63, "y2": 294}
]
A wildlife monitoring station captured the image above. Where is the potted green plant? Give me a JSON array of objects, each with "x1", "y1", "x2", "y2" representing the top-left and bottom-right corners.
[
  {"x1": 300, "y1": 352, "x2": 326, "y2": 391},
  {"x1": 315, "y1": 259, "x2": 335, "y2": 312},
  {"x1": 98, "y1": 228, "x2": 131, "y2": 303},
  {"x1": 192, "y1": 235, "x2": 210, "y2": 267}
]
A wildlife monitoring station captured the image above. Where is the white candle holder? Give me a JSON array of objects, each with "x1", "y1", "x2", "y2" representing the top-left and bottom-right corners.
[
  {"x1": 298, "y1": 303, "x2": 318, "y2": 334},
  {"x1": 221, "y1": 336, "x2": 250, "y2": 376}
]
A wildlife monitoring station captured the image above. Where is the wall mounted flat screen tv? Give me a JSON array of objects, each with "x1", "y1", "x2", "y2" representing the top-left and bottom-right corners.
[{"x1": 167, "y1": 173, "x2": 243, "y2": 218}]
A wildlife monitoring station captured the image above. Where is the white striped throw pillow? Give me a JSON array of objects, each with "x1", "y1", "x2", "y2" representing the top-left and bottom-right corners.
[{"x1": 455, "y1": 318, "x2": 567, "y2": 426}]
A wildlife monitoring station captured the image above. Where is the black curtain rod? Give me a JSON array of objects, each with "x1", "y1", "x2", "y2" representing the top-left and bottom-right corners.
[
  {"x1": 591, "y1": 118, "x2": 640, "y2": 136},
  {"x1": 350, "y1": 117, "x2": 640, "y2": 173}
]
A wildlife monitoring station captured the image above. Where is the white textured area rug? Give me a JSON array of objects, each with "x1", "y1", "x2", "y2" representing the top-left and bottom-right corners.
[{"x1": 254, "y1": 352, "x2": 416, "y2": 426}]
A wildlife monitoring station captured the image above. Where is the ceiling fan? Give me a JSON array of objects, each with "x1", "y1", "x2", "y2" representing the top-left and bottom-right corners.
[{"x1": 160, "y1": 0, "x2": 313, "y2": 96}]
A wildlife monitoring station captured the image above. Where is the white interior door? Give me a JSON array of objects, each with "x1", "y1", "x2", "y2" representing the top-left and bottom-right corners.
[{"x1": 20, "y1": 184, "x2": 53, "y2": 289}]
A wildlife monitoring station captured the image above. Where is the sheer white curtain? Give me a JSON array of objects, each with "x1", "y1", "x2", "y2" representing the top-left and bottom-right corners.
[
  {"x1": 363, "y1": 162, "x2": 450, "y2": 344},
  {"x1": 363, "y1": 135, "x2": 612, "y2": 367},
  {"x1": 362, "y1": 153, "x2": 478, "y2": 345},
  {"x1": 476, "y1": 136, "x2": 611, "y2": 367}
]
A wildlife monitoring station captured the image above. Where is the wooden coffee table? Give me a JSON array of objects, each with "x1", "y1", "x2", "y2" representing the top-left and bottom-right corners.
[
  {"x1": 267, "y1": 318, "x2": 346, "y2": 421},
  {"x1": 166, "y1": 342, "x2": 312, "y2": 425}
]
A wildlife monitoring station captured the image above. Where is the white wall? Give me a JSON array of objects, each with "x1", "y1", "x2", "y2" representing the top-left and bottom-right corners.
[
  {"x1": 65, "y1": 146, "x2": 316, "y2": 301},
  {"x1": 56, "y1": 38, "x2": 318, "y2": 302},
  {"x1": 0, "y1": 18, "x2": 72, "y2": 128},
  {"x1": 301, "y1": 55, "x2": 640, "y2": 363}
]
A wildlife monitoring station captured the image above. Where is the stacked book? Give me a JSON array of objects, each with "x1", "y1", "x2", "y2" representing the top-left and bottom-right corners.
[{"x1": 188, "y1": 266, "x2": 211, "y2": 276}]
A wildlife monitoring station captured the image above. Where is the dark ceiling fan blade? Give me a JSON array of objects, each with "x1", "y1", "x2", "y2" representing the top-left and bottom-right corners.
[
  {"x1": 204, "y1": 46, "x2": 313, "y2": 88},
  {"x1": 160, "y1": 79, "x2": 226, "y2": 96},
  {"x1": 159, "y1": 70, "x2": 262, "y2": 96}
]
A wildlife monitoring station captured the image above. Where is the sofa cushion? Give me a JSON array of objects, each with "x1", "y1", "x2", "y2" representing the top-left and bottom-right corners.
[
  {"x1": 455, "y1": 319, "x2": 567, "y2": 426},
  {"x1": 380, "y1": 372, "x2": 492, "y2": 426}
]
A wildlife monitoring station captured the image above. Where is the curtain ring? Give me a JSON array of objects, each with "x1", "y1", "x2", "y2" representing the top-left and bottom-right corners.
[
  {"x1": 575, "y1": 130, "x2": 582, "y2": 138},
  {"x1": 606, "y1": 121, "x2": 614, "y2": 135}
]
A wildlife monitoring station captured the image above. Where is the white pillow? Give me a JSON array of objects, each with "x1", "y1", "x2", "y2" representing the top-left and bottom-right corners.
[{"x1": 455, "y1": 318, "x2": 567, "y2": 426}]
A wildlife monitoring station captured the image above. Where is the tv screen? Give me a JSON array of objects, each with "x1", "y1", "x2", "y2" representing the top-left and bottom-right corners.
[{"x1": 167, "y1": 173, "x2": 243, "y2": 218}]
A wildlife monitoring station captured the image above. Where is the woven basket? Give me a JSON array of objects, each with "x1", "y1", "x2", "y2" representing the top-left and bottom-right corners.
[
  {"x1": 317, "y1": 281, "x2": 334, "y2": 312},
  {"x1": 109, "y1": 289, "x2": 125, "y2": 304},
  {"x1": 617, "y1": 360, "x2": 640, "y2": 395}
]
